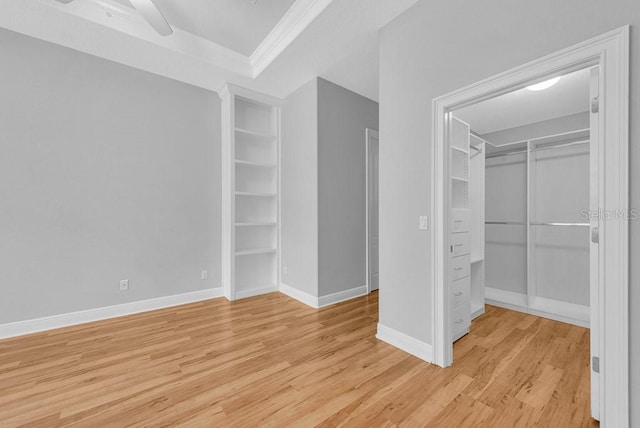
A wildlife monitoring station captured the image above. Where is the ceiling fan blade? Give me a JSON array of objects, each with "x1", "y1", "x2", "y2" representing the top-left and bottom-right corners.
[{"x1": 129, "y1": 0, "x2": 173, "y2": 36}]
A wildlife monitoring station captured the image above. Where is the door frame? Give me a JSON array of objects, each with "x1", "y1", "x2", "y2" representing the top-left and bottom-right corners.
[
  {"x1": 365, "y1": 128, "x2": 379, "y2": 293},
  {"x1": 430, "y1": 26, "x2": 629, "y2": 426}
]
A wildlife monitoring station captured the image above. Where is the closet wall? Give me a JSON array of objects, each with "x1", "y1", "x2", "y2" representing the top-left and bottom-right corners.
[{"x1": 483, "y1": 112, "x2": 590, "y2": 322}]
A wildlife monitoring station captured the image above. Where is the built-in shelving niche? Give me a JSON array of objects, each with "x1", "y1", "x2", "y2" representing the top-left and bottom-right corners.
[{"x1": 221, "y1": 85, "x2": 281, "y2": 300}]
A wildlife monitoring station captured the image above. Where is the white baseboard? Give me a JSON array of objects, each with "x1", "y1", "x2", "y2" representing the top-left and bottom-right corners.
[
  {"x1": 485, "y1": 287, "x2": 528, "y2": 313},
  {"x1": 0, "y1": 288, "x2": 224, "y2": 340},
  {"x1": 279, "y1": 283, "x2": 368, "y2": 309},
  {"x1": 234, "y1": 285, "x2": 279, "y2": 300},
  {"x1": 279, "y1": 282, "x2": 319, "y2": 308},
  {"x1": 485, "y1": 286, "x2": 589, "y2": 328},
  {"x1": 318, "y1": 285, "x2": 368, "y2": 308},
  {"x1": 529, "y1": 296, "x2": 589, "y2": 328},
  {"x1": 470, "y1": 303, "x2": 485, "y2": 320},
  {"x1": 376, "y1": 323, "x2": 433, "y2": 363}
]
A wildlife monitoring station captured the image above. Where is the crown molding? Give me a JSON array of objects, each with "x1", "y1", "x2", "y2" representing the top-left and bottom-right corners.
[{"x1": 250, "y1": 0, "x2": 335, "y2": 78}]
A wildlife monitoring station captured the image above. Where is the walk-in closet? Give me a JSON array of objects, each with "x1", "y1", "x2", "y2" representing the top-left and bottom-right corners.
[{"x1": 448, "y1": 66, "x2": 596, "y2": 343}]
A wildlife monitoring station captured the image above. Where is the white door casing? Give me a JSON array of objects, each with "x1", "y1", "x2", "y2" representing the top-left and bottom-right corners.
[
  {"x1": 431, "y1": 27, "x2": 629, "y2": 427},
  {"x1": 366, "y1": 129, "x2": 380, "y2": 292}
]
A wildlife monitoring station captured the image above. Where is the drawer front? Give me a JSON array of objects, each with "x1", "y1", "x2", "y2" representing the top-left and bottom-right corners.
[
  {"x1": 451, "y1": 255, "x2": 470, "y2": 280},
  {"x1": 452, "y1": 302, "x2": 471, "y2": 339},
  {"x1": 452, "y1": 209, "x2": 470, "y2": 233},
  {"x1": 451, "y1": 276, "x2": 471, "y2": 307},
  {"x1": 451, "y1": 232, "x2": 470, "y2": 257}
]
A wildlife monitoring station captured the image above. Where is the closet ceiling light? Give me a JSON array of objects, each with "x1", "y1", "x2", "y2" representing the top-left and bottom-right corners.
[{"x1": 527, "y1": 77, "x2": 561, "y2": 91}]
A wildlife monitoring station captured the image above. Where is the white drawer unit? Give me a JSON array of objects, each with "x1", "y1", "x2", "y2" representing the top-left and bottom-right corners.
[
  {"x1": 451, "y1": 232, "x2": 470, "y2": 257},
  {"x1": 451, "y1": 255, "x2": 470, "y2": 280},
  {"x1": 451, "y1": 208, "x2": 470, "y2": 233},
  {"x1": 452, "y1": 302, "x2": 471, "y2": 341},
  {"x1": 451, "y1": 276, "x2": 471, "y2": 307}
]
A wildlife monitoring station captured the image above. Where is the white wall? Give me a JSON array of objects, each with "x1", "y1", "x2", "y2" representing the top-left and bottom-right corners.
[
  {"x1": 0, "y1": 29, "x2": 221, "y2": 324},
  {"x1": 483, "y1": 113, "x2": 590, "y2": 300},
  {"x1": 318, "y1": 78, "x2": 379, "y2": 296},
  {"x1": 280, "y1": 78, "x2": 319, "y2": 296},
  {"x1": 378, "y1": 1, "x2": 639, "y2": 424}
]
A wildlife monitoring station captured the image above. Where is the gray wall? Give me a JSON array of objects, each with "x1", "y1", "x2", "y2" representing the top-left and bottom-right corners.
[
  {"x1": 318, "y1": 78, "x2": 379, "y2": 296},
  {"x1": 0, "y1": 29, "x2": 221, "y2": 324},
  {"x1": 281, "y1": 78, "x2": 319, "y2": 296},
  {"x1": 378, "y1": 1, "x2": 638, "y2": 423},
  {"x1": 280, "y1": 78, "x2": 379, "y2": 299}
]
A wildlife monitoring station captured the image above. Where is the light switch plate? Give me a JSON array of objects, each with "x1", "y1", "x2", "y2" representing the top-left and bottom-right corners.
[{"x1": 419, "y1": 216, "x2": 429, "y2": 230}]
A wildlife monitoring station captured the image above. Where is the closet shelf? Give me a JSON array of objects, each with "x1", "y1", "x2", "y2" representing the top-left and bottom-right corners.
[
  {"x1": 471, "y1": 257, "x2": 484, "y2": 264},
  {"x1": 235, "y1": 127, "x2": 276, "y2": 141},
  {"x1": 235, "y1": 159, "x2": 277, "y2": 168},
  {"x1": 235, "y1": 222, "x2": 277, "y2": 227},
  {"x1": 452, "y1": 176, "x2": 468, "y2": 183},
  {"x1": 235, "y1": 191, "x2": 277, "y2": 197},
  {"x1": 235, "y1": 248, "x2": 277, "y2": 256}
]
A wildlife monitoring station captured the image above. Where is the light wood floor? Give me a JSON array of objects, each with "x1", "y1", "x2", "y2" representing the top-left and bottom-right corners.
[{"x1": 0, "y1": 292, "x2": 597, "y2": 427}]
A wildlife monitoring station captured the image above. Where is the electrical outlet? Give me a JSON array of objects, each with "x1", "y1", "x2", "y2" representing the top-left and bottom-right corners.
[
  {"x1": 119, "y1": 279, "x2": 129, "y2": 291},
  {"x1": 283, "y1": 266, "x2": 288, "y2": 275},
  {"x1": 201, "y1": 270, "x2": 208, "y2": 280}
]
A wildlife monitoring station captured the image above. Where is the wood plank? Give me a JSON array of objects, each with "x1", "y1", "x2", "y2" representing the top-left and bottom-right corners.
[{"x1": 0, "y1": 296, "x2": 596, "y2": 427}]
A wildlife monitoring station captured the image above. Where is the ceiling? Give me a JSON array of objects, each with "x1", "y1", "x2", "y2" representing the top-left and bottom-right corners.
[
  {"x1": 0, "y1": 0, "x2": 418, "y2": 101},
  {"x1": 111, "y1": 0, "x2": 296, "y2": 56},
  {"x1": 454, "y1": 68, "x2": 591, "y2": 135}
]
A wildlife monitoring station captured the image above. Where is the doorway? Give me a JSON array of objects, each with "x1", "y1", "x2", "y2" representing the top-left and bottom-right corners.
[
  {"x1": 366, "y1": 128, "x2": 379, "y2": 293},
  {"x1": 430, "y1": 27, "x2": 629, "y2": 426}
]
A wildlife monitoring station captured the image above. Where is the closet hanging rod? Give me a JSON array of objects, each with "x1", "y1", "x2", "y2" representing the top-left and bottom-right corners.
[
  {"x1": 532, "y1": 139, "x2": 589, "y2": 153},
  {"x1": 470, "y1": 144, "x2": 483, "y2": 153},
  {"x1": 531, "y1": 222, "x2": 590, "y2": 227},
  {"x1": 485, "y1": 221, "x2": 590, "y2": 227},
  {"x1": 485, "y1": 221, "x2": 526, "y2": 225},
  {"x1": 486, "y1": 149, "x2": 527, "y2": 159}
]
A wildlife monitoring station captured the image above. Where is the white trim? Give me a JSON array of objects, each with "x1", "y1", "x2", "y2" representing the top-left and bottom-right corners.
[
  {"x1": 365, "y1": 128, "x2": 379, "y2": 294},
  {"x1": 485, "y1": 287, "x2": 589, "y2": 328},
  {"x1": 485, "y1": 287, "x2": 528, "y2": 312},
  {"x1": 279, "y1": 282, "x2": 319, "y2": 308},
  {"x1": 430, "y1": 26, "x2": 629, "y2": 427},
  {"x1": 279, "y1": 284, "x2": 368, "y2": 309},
  {"x1": 0, "y1": 288, "x2": 223, "y2": 340},
  {"x1": 250, "y1": 0, "x2": 335, "y2": 77},
  {"x1": 529, "y1": 296, "x2": 590, "y2": 328},
  {"x1": 376, "y1": 323, "x2": 433, "y2": 363},
  {"x1": 318, "y1": 285, "x2": 368, "y2": 308},
  {"x1": 234, "y1": 285, "x2": 279, "y2": 300}
]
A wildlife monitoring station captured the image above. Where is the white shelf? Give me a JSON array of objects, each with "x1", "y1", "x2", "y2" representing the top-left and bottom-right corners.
[
  {"x1": 235, "y1": 191, "x2": 277, "y2": 197},
  {"x1": 471, "y1": 257, "x2": 484, "y2": 264},
  {"x1": 236, "y1": 222, "x2": 277, "y2": 227},
  {"x1": 452, "y1": 176, "x2": 468, "y2": 183},
  {"x1": 235, "y1": 159, "x2": 277, "y2": 168},
  {"x1": 235, "y1": 248, "x2": 277, "y2": 256},
  {"x1": 223, "y1": 87, "x2": 280, "y2": 302},
  {"x1": 235, "y1": 127, "x2": 276, "y2": 141}
]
